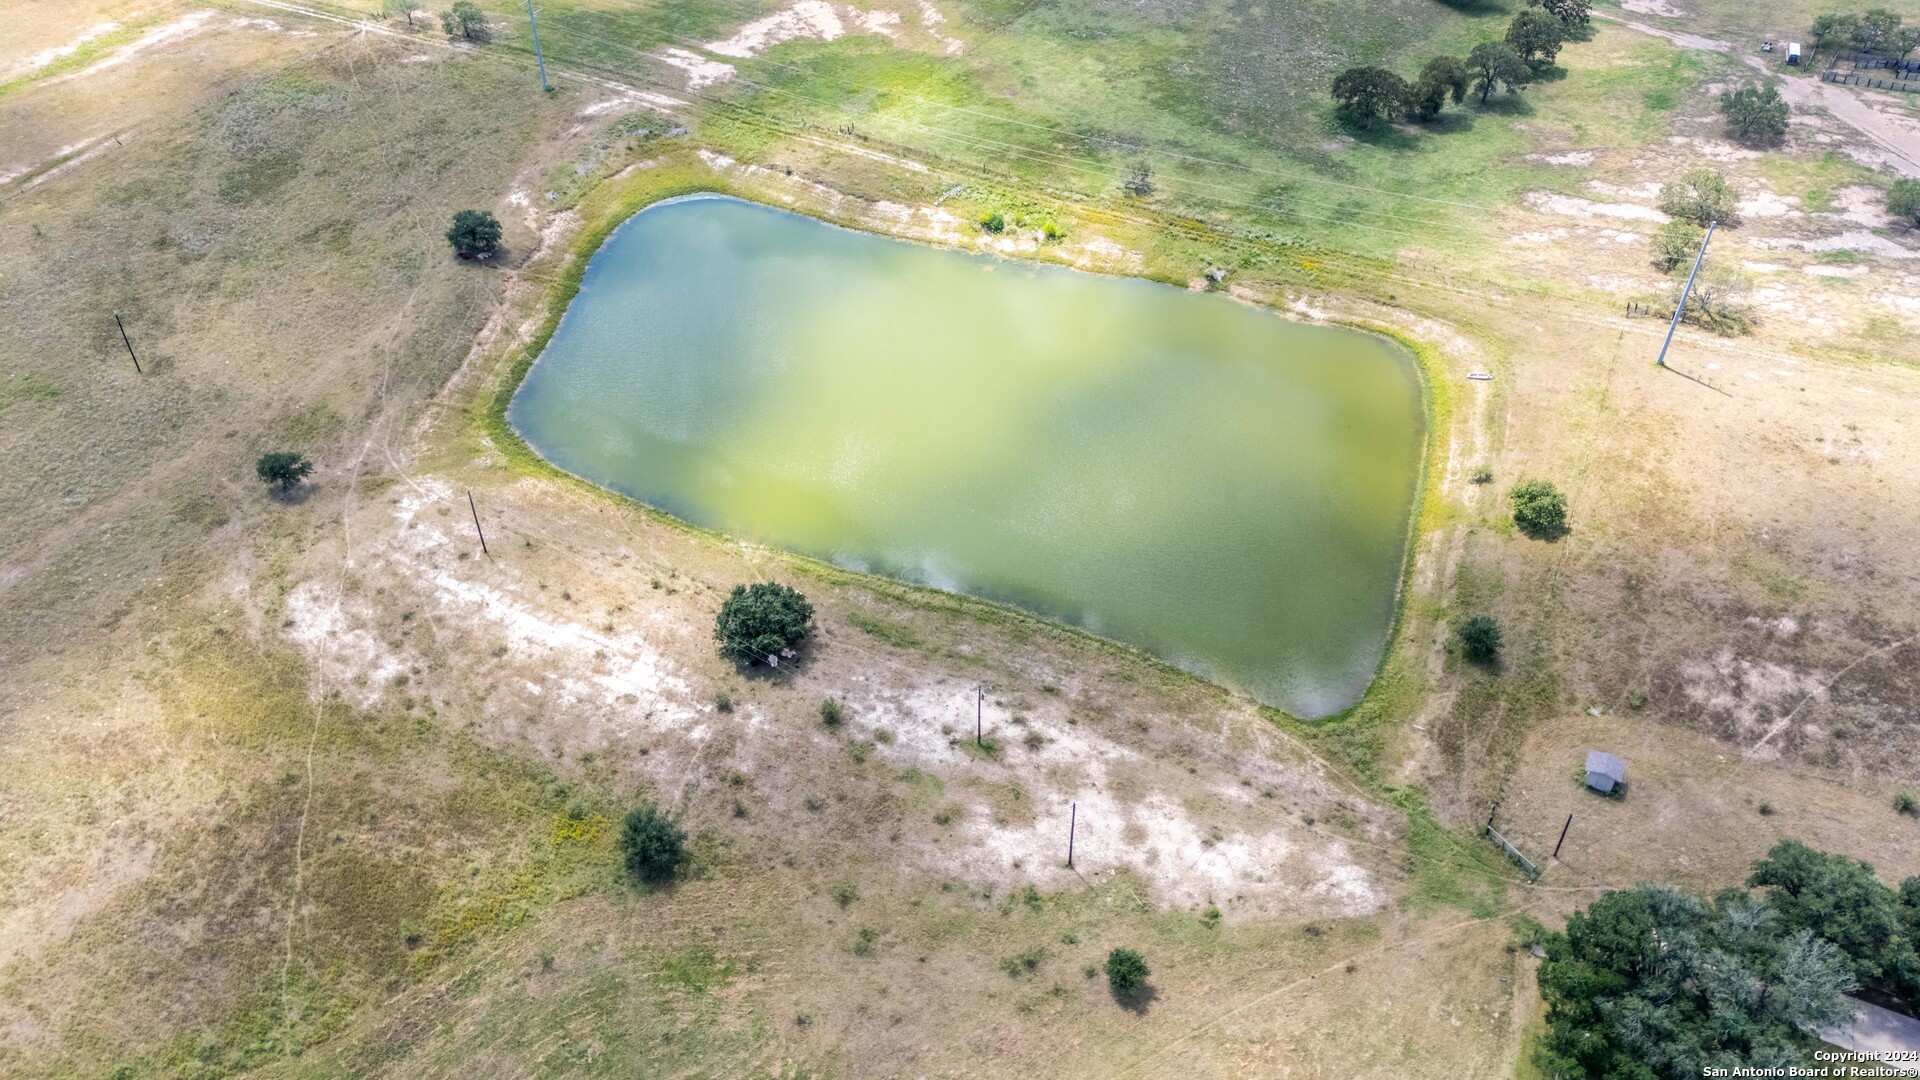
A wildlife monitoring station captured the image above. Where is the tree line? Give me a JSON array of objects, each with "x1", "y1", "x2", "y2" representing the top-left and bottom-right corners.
[
  {"x1": 1329, "y1": 0, "x2": 1592, "y2": 130},
  {"x1": 1809, "y1": 8, "x2": 1920, "y2": 61},
  {"x1": 1536, "y1": 840, "x2": 1920, "y2": 1078}
]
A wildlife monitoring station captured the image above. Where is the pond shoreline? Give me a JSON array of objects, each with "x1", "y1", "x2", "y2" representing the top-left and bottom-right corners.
[{"x1": 479, "y1": 157, "x2": 1449, "y2": 720}]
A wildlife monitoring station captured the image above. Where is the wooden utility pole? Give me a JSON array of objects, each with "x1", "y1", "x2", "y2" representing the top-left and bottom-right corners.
[
  {"x1": 467, "y1": 491, "x2": 491, "y2": 559},
  {"x1": 1067, "y1": 802, "x2": 1077, "y2": 868},
  {"x1": 113, "y1": 313, "x2": 141, "y2": 374},
  {"x1": 1553, "y1": 814, "x2": 1574, "y2": 859},
  {"x1": 976, "y1": 684, "x2": 984, "y2": 748}
]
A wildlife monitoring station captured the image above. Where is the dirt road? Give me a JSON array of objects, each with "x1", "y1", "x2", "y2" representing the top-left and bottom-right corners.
[{"x1": 1605, "y1": 14, "x2": 1920, "y2": 177}]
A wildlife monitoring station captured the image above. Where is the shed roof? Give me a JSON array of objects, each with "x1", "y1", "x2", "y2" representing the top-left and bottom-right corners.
[{"x1": 1586, "y1": 750, "x2": 1626, "y2": 781}]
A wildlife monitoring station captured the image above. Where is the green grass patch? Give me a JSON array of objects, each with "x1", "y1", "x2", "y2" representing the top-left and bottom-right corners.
[
  {"x1": 0, "y1": 22, "x2": 148, "y2": 100},
  {"x1": 846, "y1": 608, "x2": 923, "y2": 648}
]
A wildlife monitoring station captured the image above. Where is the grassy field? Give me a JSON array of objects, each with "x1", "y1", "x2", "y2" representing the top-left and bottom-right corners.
[{"x1": 2, "y1": 0, "x2": 1918, "y2": 1075}]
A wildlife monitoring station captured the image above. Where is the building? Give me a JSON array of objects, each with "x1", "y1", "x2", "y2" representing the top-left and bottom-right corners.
[
  {"x1": 1585, "y1": 751, "x2": 1627, "y2": 795},
  {"x1": 1819, "y1": 998, "x2": 1920, "y2": 1075}
]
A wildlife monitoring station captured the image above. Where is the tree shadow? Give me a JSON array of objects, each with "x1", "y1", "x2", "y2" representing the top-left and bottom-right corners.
[
  {"x1": 268, "y1": 482, "x2": 314, "y2": 506},
  {"x1": 1529, "y1": 63, "x2": 1570, "y2": 84},
  {"x1": 1515, "y1": 520, "x2": 1570, "y2": 543},
  {"x1": 1112, "y1": 982, "x2": 1159, "y2": 1014},
  {"x1": 736, "y1": 657, "x2": 802, "y2": 686},
  {"x1": 1420, "y1": 110, "x2": 1480, "y2": 136},
  {"x1": 1475, "y1": 93, "x2": 1536, "y2": 118},
  {"x1": 1429, "y1": 0, "x2": 1512, "y2": 13},
  {"x1": 1340, "y1": 121, "x2": 1421, "y2": 152}
]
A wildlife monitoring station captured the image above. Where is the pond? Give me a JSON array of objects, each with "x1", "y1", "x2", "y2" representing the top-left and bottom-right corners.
[{"x1": 507, "y1": 195, "x2": 1424, "y2": 717}]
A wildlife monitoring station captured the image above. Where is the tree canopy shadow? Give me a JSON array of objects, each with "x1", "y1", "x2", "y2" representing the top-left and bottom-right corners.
[
  {"x1": 268, "y1": 482, "x2": 314, "y2": 506},
  {"x1": 1515, "y1": 520, "x2": 1570, "y2": 543},
  {"x1": 1476, "y1": 93, "x2": 1536, "y2": 118},
  {"x1": 1339, "y1": 121, "x2": 1421, "y2": 152},
  {"x1": 1419, "y1": 110, "x2": 1480, "y2": 136},
  {"x1": 1112, "y1": 982, "x2": 1159, "y2": 1014}
]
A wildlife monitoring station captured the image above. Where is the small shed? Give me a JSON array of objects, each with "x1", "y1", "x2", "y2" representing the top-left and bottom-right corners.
[
  {"x1": 1786, "y1": 42, "x2": 1802, "y2": 66},
  {"x1": 1585, "y1": 751, "x2": 1627, "y2": 795}
]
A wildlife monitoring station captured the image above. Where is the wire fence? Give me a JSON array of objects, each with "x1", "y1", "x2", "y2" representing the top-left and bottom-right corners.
[{"x1": 1485, "y1": 826, "x2": 1541, "y2": 880}]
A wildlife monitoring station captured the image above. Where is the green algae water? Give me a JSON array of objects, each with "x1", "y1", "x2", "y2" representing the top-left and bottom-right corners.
[{"x1": 508, "y1": 195, "x2": 1422, "y2": 716}]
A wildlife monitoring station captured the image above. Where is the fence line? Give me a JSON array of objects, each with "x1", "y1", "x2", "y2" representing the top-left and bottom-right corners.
[{"x1": 1485, "y1": 826, "x2": 1541, "y2": 880}]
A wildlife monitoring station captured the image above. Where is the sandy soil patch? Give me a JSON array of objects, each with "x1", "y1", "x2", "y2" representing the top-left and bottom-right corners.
[
  {"x1": 1666, "y1": 135, "x2": 1760, "y2": 162},
  {"x1": 1620, "y1": 0, "x2": 1683, "y2": 16},
  {"x1": 1525, "y1": 191, "x2": 1668, "y2": 223},
  {"x1": 278, "y1": 465, "x2": 1396, "y2": 921},
  {"x1": 1830, "y1": 185, "x2": 1894, "y2": 228},
  {"x1": 919, "y1": 1, "x2": 965, "y2": 55},
  {"x1": 1751, "y1": 229, "x2": 1919, "y2": 260},
  {"x1": 1, "y1": 20, "x2": 117, "y2": 82},
  {"x1": 1585, "y1": 180, "x2": 1661, "y2": 200},
  {"x1": 51, "y1": 11, "x2": 214, "y2": 82},
  {"x1": 1528, "y1": 150, "x2": 1596, "y2": 166},
  {"x1": 1738, "y1": 190, "x2": 1803, "y2": 219},
  {"x1": 706, "y1": 0, "x2": 848, "y2": 57},
  {"x1": 657, "y1": 47, "x2": 735, "y2": 89}
]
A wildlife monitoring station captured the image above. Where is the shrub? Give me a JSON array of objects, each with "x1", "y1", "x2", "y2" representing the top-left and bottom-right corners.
[
  {"x1": 818, "y1": 698, "x2": 843, "y2": 727},
  {"x1": 1000, "y1": 946, "x2": 1045, "y2": 977},
  {"x1": 255, "y1": 451, "x2": 313, "y2": 489},
  {"x1": 1411, "y1": 55, "x2": 1469, "y2": 120},
  {"x1": 1539, "y1": 0, "x2": 1591, "y2": 27},
  {"x1": 1467, "y1": 42, "x2": 1531, "y2": 103},
  {"x1": 978, "y1": 212, "x2": 1005, "y2": 234},
  {"x1": 1677, "y1": 263, "x2": 1755, "y2": 336},
  {"x1": 1330, "y1": 66, "x2": 1412, "y2": 130},
  {"x1": 713, "y1": 582, "x2": 813, "y2": 665},
  {"x1": 440, "y1": 0, "x2": 490, "y2": 41},
  {"x1": 1887, "y1": 178, "x2": 1920, "y2": 228},
  {"x1": 1719, "y1": 83, "x2": 1788, "y2": 146},
  {"x1": 446, "y1": 208, "x2": 502, "y2": 259},
  {"x1": 1897, "y1": 791, "x2": 1918, "y2": 816},
  {"x1": 1470, "y1": 466, "x2": 1493, "y2": 485},
  {"x1": 1535, "y1": 881, "x2": 1858, "y2": 1076},
  {"x1": 1659, "y1": 170, "x2": 1739, "y2": 228},
  {"x1": 1809, "y1": 13, "x2": 1858, "y2": 52},
  {"x1": 1650, "y1": 220, "x2": 1705, "y2": 272},
  {"x1": 1505, "y1": 7, "x2": 1566, "y2": 63},
  {"x1": 1509, "y1": 480, "x2": 1569, "y2": 539},
  {"x1": 1123, "y1": 160, "x2": 1154, "y2": 197},
  {"x1": 714, "y1": 691, "x2": 731, "y2": 713},
  {"x1": 1104, "y1": 948, "x2": 1149, "y2": 994},
  {"x1": 1458, "y1": 615, "x2": 1502, "y2": 663},
  {"x1": 830, "y1": 880, "x2": 859, "y2": 907},
  {"x1": 1851, "y1": 8, "x2": 1903, "y2": 53},
  {"x1": 619, "y1": 803, "x2": 686, "y2": 883}
]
